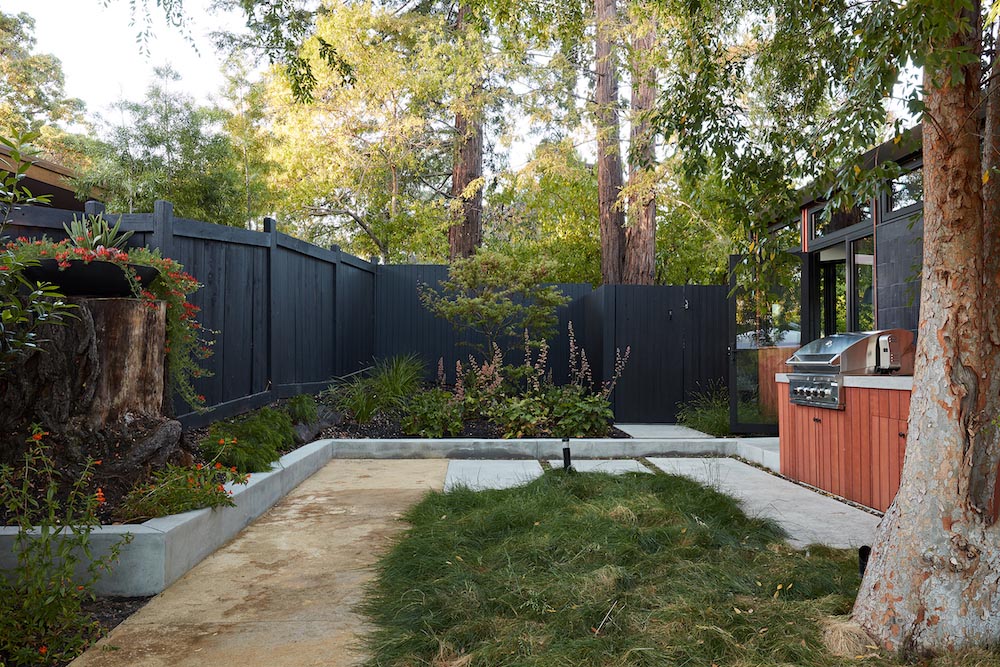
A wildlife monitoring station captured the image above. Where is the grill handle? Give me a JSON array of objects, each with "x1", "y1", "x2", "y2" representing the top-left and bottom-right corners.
[{"x1": 785, "y1": 357, "x2": 841, "y2": 367}]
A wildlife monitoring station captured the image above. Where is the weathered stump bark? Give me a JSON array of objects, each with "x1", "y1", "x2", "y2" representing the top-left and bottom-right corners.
[
  {"x1": 0, "y1": 297, "x2": 166, "y2": 433},
  {"x1": 86, "y1": 298, "x2": 167, "y2": 427}
]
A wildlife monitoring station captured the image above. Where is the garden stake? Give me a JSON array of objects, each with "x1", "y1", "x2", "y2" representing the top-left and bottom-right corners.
[{"x1": 562, "y1": 437, "x2": 572, "y2": 472}]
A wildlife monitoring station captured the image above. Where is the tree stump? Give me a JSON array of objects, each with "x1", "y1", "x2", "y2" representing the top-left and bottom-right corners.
[
  {"x1": 0, "y1": 297, "x2": 166, "y2": 433},
  {"x1": 86, "y1": 298, "x2": 167, "y2": 428}
]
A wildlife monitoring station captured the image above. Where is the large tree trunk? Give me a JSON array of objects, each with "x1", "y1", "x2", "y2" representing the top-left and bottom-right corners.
[
  {"x1": 622, "y1": 10, "x2": 657, "y2": 285},
  {"x1": 852, "y1": 5, "x2": 1000, "y2": 651},
  {"x1": 448, "y1": 4, "x2": 484, "y2": 261},
  {"x1": 595, "y1": 0, "x2": 626, "y2": 284}
]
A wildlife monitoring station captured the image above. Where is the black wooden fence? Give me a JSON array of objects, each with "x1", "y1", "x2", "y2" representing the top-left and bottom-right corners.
[
  {"x1": 6, "y1": 201, "x2": 375, "y2": 428},
  {"x1": 373, "y1": 271, "x2": 728, "y2": 422},
  {"x1": 6, "y1": 202, "x2": 727, "y2": 425}
]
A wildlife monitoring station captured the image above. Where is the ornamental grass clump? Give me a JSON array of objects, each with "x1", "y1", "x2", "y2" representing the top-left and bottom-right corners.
[
  {"x1": 321, "y1": 354, "x2": 425, "y2": 424},
  {"x1": 200, "y1": 408, "x2": 293, "y2": 473},
  {"x1": 284, "y1": 393, "x2": 318, "y2": 424},
  {"x1": 116, "y1": 458, "x2": 250, "y2": 523},
  {"x1": 0, "y1": 427, "x2": 130, "y2": 667}
]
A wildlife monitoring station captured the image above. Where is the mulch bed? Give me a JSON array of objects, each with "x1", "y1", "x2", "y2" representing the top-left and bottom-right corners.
[
  {"x1": 320, "y1": 415, "x2": 632, "y2": 439},
  {"x1": 81, "y1": 595, "x2": 152, "y2": 635}
]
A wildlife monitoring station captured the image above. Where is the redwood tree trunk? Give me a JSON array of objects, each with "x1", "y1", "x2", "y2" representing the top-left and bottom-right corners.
[
  {"x1": 595, "y1": 0, "x2": 626, "y2": 284},
  {"x1": 852, "y1": 6, "x2": 1000, "y2": 651},
  {"x1": 623, "y1": 13, "x2": 657, "y2": 285},
  {"x1": 448, "y1": 4, "x2": 484, "y2": 261}
]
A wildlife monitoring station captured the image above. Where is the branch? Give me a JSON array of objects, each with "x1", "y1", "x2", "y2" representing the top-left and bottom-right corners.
[{"x1": 305, "y1": 204, "x2": 389, "y2": 258}]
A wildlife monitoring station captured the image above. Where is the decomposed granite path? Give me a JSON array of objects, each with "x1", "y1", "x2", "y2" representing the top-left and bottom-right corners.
[{"x1": 70, "y1": 459, "x2": 449, "y2": 667}]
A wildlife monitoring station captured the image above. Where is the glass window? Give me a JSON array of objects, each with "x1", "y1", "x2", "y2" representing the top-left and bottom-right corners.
[
  {"x1": 819, "y1": 260, "x2": 847, "y2": 337},
  {"x1": 853, "y1": 236, "x2": 875, "y2": 330},
  {"x1": 889, "y1": 167, "x2": 923, "y2": 212},
  {"x1": 811, "y1": 202, "x2": 872, "y2": 239}
]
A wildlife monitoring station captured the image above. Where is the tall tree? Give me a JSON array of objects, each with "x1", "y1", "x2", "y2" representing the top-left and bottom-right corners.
[
  {"x1": 263, "y1": 2, "x2": 458, "y2": 261},
  {"x1": 0, "y1": 11, "x2": 84, "y2": 137},
  {"x1": 657, "y1": 0, "x2": 1000, "y2": 652},
  {"x1": 594, "y1": 0, "x2": 626, "y2": 284},
  {"x1": 851, "y1": 2, "x2": 1000, "y2": 652},
  {"x1": 487, "y1": 139, "x2": 602, "y2": 284},
  {"x1": 221, "y1": 57, "x2": 275, "y2": 227},
  {"x1": 76, "y1": 66, "x2": 250, "y2": 227},
  {"x1": 448, "y1": 3, "x2": 485, "y2": 260},
  {"x1": 622, "y1": 3, "x2": 657, "y2": 285}
]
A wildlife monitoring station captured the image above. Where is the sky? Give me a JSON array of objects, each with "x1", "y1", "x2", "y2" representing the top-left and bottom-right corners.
[{"x1": 4, "y1": 0, "x2": 243, "y2": 115}]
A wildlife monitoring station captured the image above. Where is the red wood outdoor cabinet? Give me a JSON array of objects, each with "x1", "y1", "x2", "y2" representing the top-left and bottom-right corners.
[{"x1": 776, "y1": 375, "x2": 911, "y2": 512}]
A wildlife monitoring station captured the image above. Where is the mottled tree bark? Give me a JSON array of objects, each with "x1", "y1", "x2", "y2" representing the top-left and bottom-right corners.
[
  {"x1": 853, "y1": 4, "x2": 1000, "y2": 651},
  {"x1": 448, "y1": 4, "x2": 484, "y2": 261},
  {"x1": 595, "y1": 0, "x2": 626, "y2": 284},
  {"x1": 623, "y1": 13, "x2": 657, "y2": 285}
]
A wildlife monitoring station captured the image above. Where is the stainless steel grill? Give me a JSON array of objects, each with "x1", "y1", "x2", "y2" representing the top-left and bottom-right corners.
[{"x1": 785, "y1": 330, "x2": 915, "y2": 409}]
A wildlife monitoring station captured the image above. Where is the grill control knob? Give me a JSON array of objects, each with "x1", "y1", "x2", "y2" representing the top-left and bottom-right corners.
[{"x1": 823, "y1": 388, "x2": 832, "y2": 397}]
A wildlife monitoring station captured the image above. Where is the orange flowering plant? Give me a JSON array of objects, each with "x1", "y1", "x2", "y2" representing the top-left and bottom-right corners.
[
  {"x1": 9, "y1": 235, "x2": 214, "y2": 411},
  {"x1": 115, "y1": 451, "x2": 251, "y2": 523},
  {"x1": 0, "y1": 426, "x2": 131, "y2": 666}
]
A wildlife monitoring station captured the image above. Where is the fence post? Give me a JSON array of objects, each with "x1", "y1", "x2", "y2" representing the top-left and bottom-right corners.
[
  {"x1": 264, "y1": 217, "x2": 279, "y2": 397},
  {"x1": 84, "y1": 200, "x2": 105, "y2": 217},
  {"x1": 152, "y1": 200, "x2": 174, "y2": 259}
]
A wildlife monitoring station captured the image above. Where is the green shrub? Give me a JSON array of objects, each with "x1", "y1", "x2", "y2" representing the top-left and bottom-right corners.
[
  {"x1": 418, "y1": 251, "x2": 570, "y2": 356},
  {"x1": 402, "y1": 389, "x2": 464, "y2": 438},
  {"x1": 200, "y1": 408, "x2": 293, "y2": 472},
  {"x1": 116, "y1": 459, "x2": 250, "y2": 523},
  {"x1": 548, "y1": 385, "x2": 613, "y2": 438},
  {"x1": 0, "y1": 428, "x2": 130, "y2": 666},
  {"x1": 676, "y1": 381, "x2": 731, "y2": 437},
  {"x1": 491, "y1": 392, "x2": 552, "y2": 438},
  {"x1": 284, "y1": 393, "x2": 318, "y2": 424}
]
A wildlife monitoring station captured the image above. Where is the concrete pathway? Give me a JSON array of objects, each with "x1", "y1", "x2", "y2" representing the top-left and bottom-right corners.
[
  {"x1": 71, "y1": 460, "x2": 448, "y2": 667},
  {"x1": 615, "y1": 423, "x2": 713, "y2": 439},
  {"x1": 443, "y1": 459, "x2": 543, "y2": 491},
  {"x1": 548, "y1": 459, "x2": 650, "y2": 475},
  {"x1": 647, "y1": 457, "x2": 880, "y2": 549}
]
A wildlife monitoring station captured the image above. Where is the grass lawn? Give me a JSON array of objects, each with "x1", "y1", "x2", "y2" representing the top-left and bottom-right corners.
[{"x1": 363, "y1": 469, "x2": 998, "y2": 666}]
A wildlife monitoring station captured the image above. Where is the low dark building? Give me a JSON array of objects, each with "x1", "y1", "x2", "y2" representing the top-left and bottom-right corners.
[{"x1": 0, "y1": 145, "x2": 89, "y2": 212}]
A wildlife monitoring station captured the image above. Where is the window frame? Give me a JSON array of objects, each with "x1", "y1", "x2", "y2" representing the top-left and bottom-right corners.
[{"x1": 879, "y1": 156, "x2": 923, "y2": 225}]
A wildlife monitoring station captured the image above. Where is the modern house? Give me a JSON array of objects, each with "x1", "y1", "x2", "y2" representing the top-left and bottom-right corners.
[{"x1": 751, "y1": 128, "x2": 924, "y2": 511}]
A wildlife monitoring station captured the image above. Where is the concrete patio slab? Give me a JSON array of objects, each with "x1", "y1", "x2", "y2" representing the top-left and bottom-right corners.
[
  {"x1": 547, "y1": 459, "x2": 651, "y2": 475},
  {"x1": 70, "y1": 459, "x2": 448, "y2": 667},
  {"x1": 647, "y1": 457, "x2": 879, "y2": 549},
  {"x1": 615, "y1": 423, "x2": 713, "y2": 439},
  {"x1": 444, "y1": 460, "x2": 544, "y2": 491}
]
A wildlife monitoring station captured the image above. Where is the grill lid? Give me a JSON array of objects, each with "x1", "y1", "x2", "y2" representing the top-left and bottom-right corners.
[
  {"x1": 785, "y1": 329, "x2": 915, "y2": 376},
  {"x1": 785, "y1": 332, "x2": 872, "y2": 369}
]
